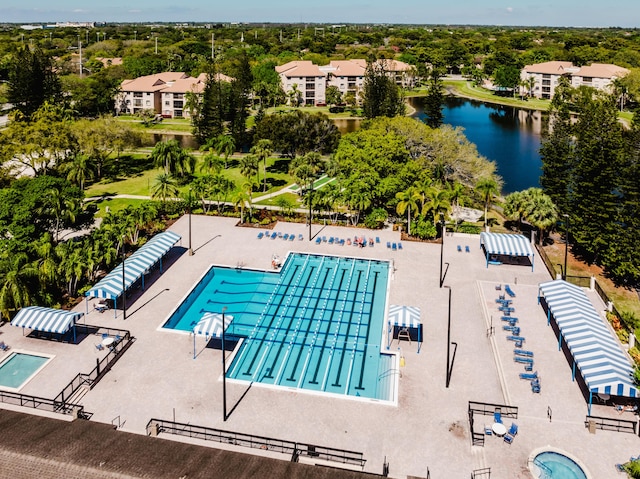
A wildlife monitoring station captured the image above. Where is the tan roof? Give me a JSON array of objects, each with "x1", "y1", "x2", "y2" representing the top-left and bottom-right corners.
[
  {"x1": 575, "y1": 63, "x2": 629, "y2": 79},
  {"x1": 120, "y1": 72, "x2": 190, "y2": 93},
  {"x1": 162, "y1": 77, "x2": 203, "y2": 94},
  {"x1": 275, "y1": 61, "x2": 325, "y2": 78},
  {"x1": 345, "y1": 58, "x2": 412, "y2": 72},
  {"x1": 324, "y1": 60, "x2": 366, "y2": 77},
  {"x1": 523, "y1": 61, "x2": 576, "y2": 75}
]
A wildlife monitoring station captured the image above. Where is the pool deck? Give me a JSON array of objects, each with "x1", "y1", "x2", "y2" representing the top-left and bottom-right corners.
[{"x1": 0, "y1": 215, "x2": 637, "y2": 478}]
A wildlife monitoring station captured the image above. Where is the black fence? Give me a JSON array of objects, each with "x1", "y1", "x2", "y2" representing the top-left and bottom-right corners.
[
  {"x1": 55, "y1": 325, "x2": 134, "y2": 404},
  {"x1": 0, "y1": 390, "x2": 88, "y2": 418},
  {"x1": 146, "y1": 418, "x2": 366, "y2": 469},
  {"x1": 471, "y1": 467, "x2": 491, "y2": 479},
  {"x1": 585, "y1": 415, "x2": 638, "y2": 434},
  {"x1": 468, "y1": 402, "x2": 518, "y2": 447}
]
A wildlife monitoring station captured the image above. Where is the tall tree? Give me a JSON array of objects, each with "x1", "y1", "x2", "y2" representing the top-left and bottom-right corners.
[
  {"x1": 362, "y1": 59, "x2": 405, "y2": 119},
  {"x1": 7, "y1": 45, "x2": 61, "y2": 118},
  {"x1": 423, "y1": 67, "x2": 445, "y2": 129},
  {"x1": 475, "y1": 177, "x2": 500, "y2": 228},
  {"x1": 251, "y1": 139, "x2": 273, "y2": 192},
  {"x1": 395, "y1": 186, "x2": 420, "y2": 235},
  {"x1": 149, "y1": 140, "x2": 195, "y2": 178}
]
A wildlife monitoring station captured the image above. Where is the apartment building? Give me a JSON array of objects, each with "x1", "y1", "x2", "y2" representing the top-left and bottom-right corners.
[
  {"x1": 277, "y1": 59, "x2": 415, "y2": 106},
  {"x1": 116, "y1": 72, "x2": 232, "y2": 118},
  {"x1": 521, "y1": 61, "x2": 629, "y2": 99}
]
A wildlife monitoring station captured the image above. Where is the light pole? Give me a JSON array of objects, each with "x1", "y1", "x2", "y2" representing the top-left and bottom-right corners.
[
  {"x1": 221, "y1": 306, "x2": 228, "y2": 421},
  {"x1": 444, "y1": 285, "x2": 451, "y2": 387},
  {"x1": 308, "y1": 179, "x2": 313, "y2": 241},
  {"x1": 563, "y1": 214, "x2": 570, "y2": 281},
  {"x1": 121, "y1": 239, "x2": 127, "y2": 320},
  {"x1": 439, "y1": 213, "x2": 445, "y2": 288},
  {"x1": 188, "y1": 188, "x2": 193, "y2": 256}
]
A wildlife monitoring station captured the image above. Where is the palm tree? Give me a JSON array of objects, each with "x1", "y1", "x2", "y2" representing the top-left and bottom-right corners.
[
  {"x1": 37, "y1": 186, "x2": 80, "y2": 242},
  {"x1": 523, "y1": 188, "x2": 558, "y2": 244},
  {"x1": 233, "y1": 190, "x2": 251, "y2": 223},
  {"x1": 32, "y1": 233, "x2": 57, "y2": 287},
  {"x1": 475, "y1": 177, "x2": 500, "y2": 228},
  {"x1": 288, "y1": 83, "x2": 301, "y2": 107},
  {"x1": 503, "y1": 190, "x2": 527, "y2": 230},
  {"x1": 422, "y1": 186, "x2": 451, "y2": 225},
  {"x1": 215, "y1": 135, "x2": 235, "y2": 169},
  {"x1": 199, "y1": 151, "x2": 224, "y2": 175},
  {"x1": 239, "y1": 154, "x2": 260, "y2": 184},
  {"x1": 210, "y1": 174, "x2": 235, "y2": 213},
  {"x1": 55, "y1": 241, "x2": 85, "y2": 296},
  {"x1": 151, "y1": 173, "x2": 179, "y2": 203},
  {"x1": 62, "y1": 154, "x2": 96, "y2": 191},
  {"x1": 150, "y1": 140, "x2": 195, "y2": 178},
  {"x1": 250, "y1": 139, "x2": 273, "y2": 192},
  {"x1": 395, "y1": 186, "x2": 420, "y2": 235},
  {"x1": 446, "y1": 181, "x2": 467, "y2": 212},
  {"x1": 0, "y1": 252, "x2": 39, "y2": 320}
]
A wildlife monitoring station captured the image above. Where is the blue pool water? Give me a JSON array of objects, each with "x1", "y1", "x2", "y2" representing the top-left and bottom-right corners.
[
  {"x1": 533, "y1": 452, "x2": 587, "y2": 479},
  {"x1": 164, "y1": 253, "x2": 393, "y2": 400},
  {"x1": 0, "y1": 352, "x2": 49, "y2": 389}
]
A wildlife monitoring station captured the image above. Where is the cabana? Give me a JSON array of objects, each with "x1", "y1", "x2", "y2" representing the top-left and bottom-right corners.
[
  {"x1": 538, "y1": 280, "x2": 637, "y2": 414},
  {"x1": 85, "y1": 231, "x2": 181, "y2": 317},
  {"x1": 479, "y1": 232, "x2": 534, "y2": 271},
  {"x1": 11, "y1": 306, "x2": 83, "y2": 343},
  {"x1": 192, "y1": 312, "x2": 233, "y2": 359},
  {"x1": 386, "y1": 305, "x2": 422, "y2": 353}
]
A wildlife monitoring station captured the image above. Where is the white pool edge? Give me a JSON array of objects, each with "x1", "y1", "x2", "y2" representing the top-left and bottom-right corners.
[{"x1": 528, "y1": 446, "x2": 593, "y2": 479}]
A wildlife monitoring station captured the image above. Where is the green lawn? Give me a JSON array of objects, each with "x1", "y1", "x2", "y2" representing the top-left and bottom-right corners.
[
  {"x1": 441, "y1": 80, "x2": 552, "y2": 111},
  {"x1": 255, "y1": 192, "x2": 300, "y2": 207},
  {"x1": 87, "y1": 197, "x2": 151, "y2": 217},
  {"x1": 116, "y1": 115, "x2": 194, "y2": 133}
]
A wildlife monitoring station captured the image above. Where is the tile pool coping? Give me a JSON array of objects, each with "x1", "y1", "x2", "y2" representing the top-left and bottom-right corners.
[{"x1": 0, "y1": 350, "x2": 55, "y2": 392}]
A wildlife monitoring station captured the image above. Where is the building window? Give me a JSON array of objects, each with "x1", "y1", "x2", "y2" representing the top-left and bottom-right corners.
[
  {"x1": 165, "y1": 101, "x2": 170, "y2": 106},
  {"x1": 174, "y1": 110, "x2": 183, "y2": 118},
  {"x1": 174, "y1": 93, "x2": 184, "y2": 99},
  {"x1": 542, "y1": 79, "x2": 551, "y2": 86},
  {"x1": 348, "y1": 82, "x2": 356, "y2": 89},
  {"x1": 306, "y1": 83, "x2": 315, "y2": 91},
  {"x1": 348, "y1": 76, "x2": 356, "y2": 82},
  {"x1": 582, "y1": 77, "x2": 592, "y2": 83},
  {"x1": 173, "y1": 101, "x2": 183, "y2": 109},
  {"x1": 134, "y1": 92, "x2": 143, "y2": 98},
  {"x1": 542, "y1": 74, "x2": 550, "y2": 79},
  {"x1": 305, "y1": 91, "x2": 315, "y2": 98},
  {"x1": 542, "y1": 87, "x2": 551, "y2": 93}
]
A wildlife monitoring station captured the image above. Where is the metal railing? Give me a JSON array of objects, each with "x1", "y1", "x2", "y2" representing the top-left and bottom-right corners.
[
  {"x1": 585, "y1": 415, "x2": 638, "y2": 434},
  {"x1": 471, "y1": 467, "x2": 491, "y2": 479},
  {"x1": 468, "y1": 401, "x2": 518, "y2": 418},
  {"x1": 146, "y1": 418, "x2": 366, "y2": 469},
  {"x1": 54, "y1": 326, "x2": 133, "y2": 404},
  {"x1": 0, "y1": 389, "x2": 88, "y2": 418}
]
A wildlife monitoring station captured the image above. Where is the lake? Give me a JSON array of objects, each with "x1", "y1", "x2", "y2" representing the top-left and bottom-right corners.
[{"x1": 409, "y1": 96, "x2": 544, "y2": 194}]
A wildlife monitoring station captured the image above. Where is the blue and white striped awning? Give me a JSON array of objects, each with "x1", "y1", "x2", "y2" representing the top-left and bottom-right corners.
[
  {"x1": 387, "y1": 305, "x2": 421, "y2": 328},
  {"x1": 193, "y1": 312, "x2": 233, "y2": 338},
  {"x1": 480, "y1": 232, "x2": 534, "y2": 257},
  {"x1": 538, "y1": 280, "x2": 637, "y2": 398},
  {"x1": 85, "y1": 231, "x2": 181, "y2": 300},
  {"x1": 11, "y1": 306, "x2": 82, "y2": 334}
]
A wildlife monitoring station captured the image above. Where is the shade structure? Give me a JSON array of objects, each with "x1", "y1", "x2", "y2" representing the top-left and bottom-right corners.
[
  {"x1": 192, "y1": 312, "x2": 234, "y2": 359},
  {"x1": 11, "y1": 306, "x2": 83, "y2": 342},
  {"x1": 538, "y1": 279, "x2": 637, "y2": 413},
  {"x1": 386, "y1": 305, "x2": 422, "y2": 353},
  {"x1": 85, "y1": 231, "x2": 181, "y2": 303},
  {"x1": 479, "y1": 232, "x2": 534, "y2": 271}
]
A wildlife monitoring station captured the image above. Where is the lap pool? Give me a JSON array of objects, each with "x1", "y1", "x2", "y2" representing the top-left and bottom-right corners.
[{"x1": 163, "y1": 253, "x2": 395, "y2": 401}]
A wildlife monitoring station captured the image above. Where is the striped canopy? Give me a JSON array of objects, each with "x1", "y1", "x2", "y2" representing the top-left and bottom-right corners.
[
  {"x1": 387, "y1": 305, "x2": 421, "y2": 328},
  {"x1": 480, "y1": 232, "x2": 534, "y2": 257},
  {"x1": 11, "y1": 306, "x2": 82, "y2": 335},
  {"x1": 193, "y1": 312, "x2": 234, "y2": 338},
  {"x1": 539, "y1": 280, "x2": 637, "y2": 398},
  {"x1": 85, "y1": 231, "x2": 181, "y2": 300}
]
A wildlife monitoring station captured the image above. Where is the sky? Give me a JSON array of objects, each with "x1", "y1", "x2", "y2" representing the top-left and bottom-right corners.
[{"x1": 1, "y1": 0, "x2": 639, "y2": 27}]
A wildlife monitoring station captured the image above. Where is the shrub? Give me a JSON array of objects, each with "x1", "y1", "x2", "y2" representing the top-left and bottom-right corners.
[
  {"x1": 412, "y1": 219, "x2": 437, "y2": 240},
  {"x1": 458, "y1": 223, "x2": 482, "y2": 234},
  {"x1": 364, "y1": 208, "x2": 388, "y2": 229}
]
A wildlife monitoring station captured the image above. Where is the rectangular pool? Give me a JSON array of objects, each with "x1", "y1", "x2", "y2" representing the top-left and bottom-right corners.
[
  {"x1": 0, "y1": 352, "x2": 52, "y2": 390},
  {"x1": 163, "y1": 253, "x2": 396, "y2": 401}
]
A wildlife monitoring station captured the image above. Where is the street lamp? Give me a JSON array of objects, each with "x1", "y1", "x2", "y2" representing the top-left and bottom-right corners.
[
  {"x1": 563, "y1": 214, "x2": 570, "y2": 281},
  {"x1": 188, "y1": 188, "x2": 193, "y2": 256},
  {"x1": 221, "y1": 306, "x2": 228, "y2": 421},
  {"x1": 439, "y1": 213, "x2": 445, "y2": 288},
  {"x1": 307, "y1": 179, "x2": 313, "y2": 241},
  {"x1": 121, "y1": 239, "x2": 127, "y2": 320},
  {"x1": 444, "y1": 285, "x2": 452, "y2": 387}
]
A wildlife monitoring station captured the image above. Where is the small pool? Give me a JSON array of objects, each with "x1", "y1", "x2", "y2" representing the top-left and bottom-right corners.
[
  {"x1": 0, "y1": 352, "x2": 51, "y2": 390},
  {"x1": 531, "y1": 450, "x2": 589, "y2": 479}
]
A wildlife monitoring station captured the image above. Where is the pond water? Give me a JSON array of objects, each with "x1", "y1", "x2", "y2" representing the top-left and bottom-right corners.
[{"x1": 409, "y1": 96, "x2": 544, "y2": 194}]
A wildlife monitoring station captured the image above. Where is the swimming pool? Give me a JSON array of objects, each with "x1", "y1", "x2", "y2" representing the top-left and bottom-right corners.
[
  {"x1": 0, "y1": 352, "x2": 51, "y2": 390},
  {"x1": 530, "y1": 450, "x2": 589, "y2": 479},
  {"x1": 163, "y1": 253, "x2": 394, "y2": 401}
]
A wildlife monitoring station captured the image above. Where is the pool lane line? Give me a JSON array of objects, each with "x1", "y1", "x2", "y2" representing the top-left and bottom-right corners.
[
  {"x1": 263, "y1": 265, "x2": 317, "y2": 379},
  {"x1": 354, "y1": 270, "x2": 379, "y2": 391},
  {"x1": 285, "y1": 266, "x2": 332, "y2": 382}
]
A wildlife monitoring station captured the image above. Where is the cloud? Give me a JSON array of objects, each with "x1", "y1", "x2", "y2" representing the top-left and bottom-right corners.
[{"x1": 506, "y1": 7, "x2": 513, "y2": 13}]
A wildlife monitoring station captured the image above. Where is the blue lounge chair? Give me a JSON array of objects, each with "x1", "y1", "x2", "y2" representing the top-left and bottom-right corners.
[
  {"x1": 514, "y1": 356, "x2": 533, "y2": 365},
  {"x1": 376, "y1": 237, "x2": 380, "y2": 243},
  {"x1": 277, "y1": 231, "x2": 283, "y2": 238},
  {"x1": 505, "y1": 285, "x2": 516, "y2": 297},
  {"x1": 315, "y1": 237, "x2": 322, "y2": 244},
  {"x1": 289, "y1": 234, "x2": 295, "y2": 241},
  {"x1": 531, "y1": 378, "x2": 541, "y2": 393},
  {"x1": 328, "y1": 237, "x2": 334, "y2": 244},
  {"x1": 340, "y1": 239, "x2": 345, "y2": 246},
  {"x1": 398, "y1": 242, "x2": 403, "y2": 250},
  {"x1": 514, "y1": 349, "x2": 534, "y2": 357},
  {"x1": 95, "y1": 343, "x2": 104, "y2": 351},
  {"x1": 271, "y1": 232, "x2": 277, "y2": 239},
  {"x1": 494, "y1": 411, "x2": 502, "y2": 424},
  {"x1": 298, "y1": 234, "x2": 303, "y2": 241},
  {"x1": 508, "y1": 423, "x2": 518, "y2": 436},
  {"x1": 387, "y1": 242, "x2": 391, "y2": 249},
  {"x1": 507, "y1": 336, "x2": 524, "y2": 347},
  {"x1": 457, "y1": 245, "x2": 462, "y2": 252},
  {"x1": 501, "y1": 316, "x2": 518, "y2": 323},
  {"x1": 465, "y1": 245, "x2": 470, "y2": 253},
  {"x1": 322, "y1": 236, "x2": 327, "y2": 242},
  {"x1": 503, "y1": 433, "x2": 514, "y2": 444},
  {"x1": 283, "y1": 233, "x2": 289, "y2": 240},
  {"x1": 519, "y1": 371, "x2": 538, "y2": 380},
  {"x1": 484, "y1": 425, "x2": 493, "y2": 435},
  {"x1": 503, "y1": 326, "x2": 520, "y2": 336},
  {"x1": 0, "y1": 341, "x2": 9, "y2": 351},
  {"x1": 257, "y1": 232, "x2": 264, "y2": 239},
  {"x1": 392, "y1": 243, "x2": 397, "y2": 251}
]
